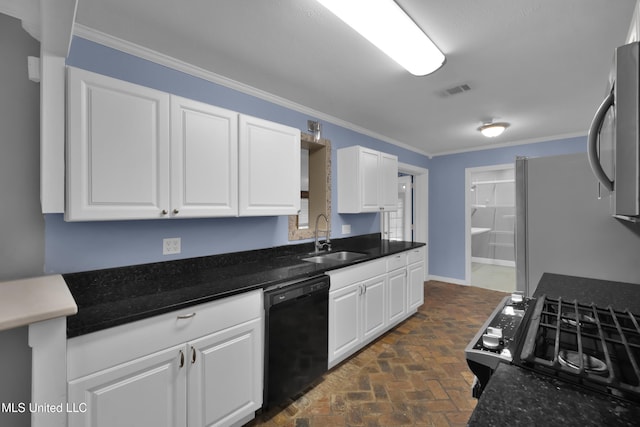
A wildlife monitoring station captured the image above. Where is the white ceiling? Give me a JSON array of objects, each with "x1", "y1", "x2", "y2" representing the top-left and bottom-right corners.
[{"x1": 75, "y1": 0, "x2": 636, "y2": 156}]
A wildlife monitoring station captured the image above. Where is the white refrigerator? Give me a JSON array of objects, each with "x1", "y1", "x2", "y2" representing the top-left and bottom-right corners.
[{"x1": 515, "y1": 152, "x2": 640, "y2": 296}]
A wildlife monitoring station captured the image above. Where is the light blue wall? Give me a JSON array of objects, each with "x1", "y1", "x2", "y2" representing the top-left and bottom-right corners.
[
  {"x1": 48, "y1": 37, "x2": 590, "y2": 278},
  {"x1": 427, "y1": 136, "x2": 587, "y2": 282},
  {"x1": 45, "y1": 37, "x2": 430, "y2": 274}
]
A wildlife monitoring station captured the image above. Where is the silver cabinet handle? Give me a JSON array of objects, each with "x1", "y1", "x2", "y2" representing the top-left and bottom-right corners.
[
  {"x1": 191, "y1": 346, "x2": 196, "y2": 364},
  {"x1": 161, "y1": 209, "x2": 168, "y2": 215},
  {"x1": 173, "y1": 209, "x2": 179, "y2": 215},
  {"x1": 177, "y1": 312, "x2": 196, "y2": 320},
  {"x1": 179, "y1": 350, "x2": 185, "y2": 368}
]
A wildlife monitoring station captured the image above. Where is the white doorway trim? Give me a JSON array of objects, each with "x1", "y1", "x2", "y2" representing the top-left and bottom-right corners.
[
  {"x1": 399, "y1": 162, "x2": 428, "y2": 279},
  {"x1": 465, "y1": 163, "x2": 513, "y2": 285}
]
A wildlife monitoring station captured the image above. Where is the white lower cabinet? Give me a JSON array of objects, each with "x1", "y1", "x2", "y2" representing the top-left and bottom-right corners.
[
  {"x1": 188, "y1": 319, "x2": 262, "y2": 427},
  {"x1": 328, "y1": 283, "x2": 360, "y2": 363},
  {"x1": 327, "y1": 247, "x2": 425, "y2": 368},
  {"x1": 328, "y1": 273, "x2": 385, "y2": 367},
  {"x1": 67, "y1": 291, "x2": 263, "y2": 427},
  {"x1": 387, "y1": 267, "x2": 408, "y2": 326},
  {"x1": 407, "y1": 247, "x2": 426, "y2": 311},
  {"x1": 68, "y1": 344, "x2": 186, "y2": 427},
  {"x1": 361, "y1": 275, "x2": 386, "y2": 341}
]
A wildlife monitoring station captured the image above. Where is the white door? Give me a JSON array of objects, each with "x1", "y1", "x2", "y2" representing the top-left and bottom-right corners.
[
  {"x1": 238, "y1": 115, "x2": 301, "y2": 216},
  {"x1": 379, "y1": 153, "x2": 399, "y2": 211},
  {"x1": 68, "y1": 345, "x2": 186, "y2": 427},
  {"x1": 387, "y1": 268, "x2": 407, "y2": 324},
  {"x1": 187, "y1": 318, "x2": 262, "y2": 427},
  {"x1": 359, "y1": 148, "x2": 381, "y2": 212},
  {"x1": 361, "y1": 275, "x2": 386, "y2": 341},
  {"x1": 170, "y1": 96, "x2": 238, "y2": 218},
  {"x1": 328, "y1": 284, "x2": 361, "y2": 364},
  {"x1": 408, "y1": 261, "x2": 425, "y2": 311},
  {"x1": 66, "y1": 67, "x2": 170, "y2": 221}
]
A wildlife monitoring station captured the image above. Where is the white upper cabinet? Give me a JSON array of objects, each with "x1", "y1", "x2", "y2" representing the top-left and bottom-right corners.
[
  {"x1": 66, "y1": 67, "x2": 300, "y2": 221},
  {"x1": 239, "y1": 115, "x2": 301, "y2": 216},
  {"x1": 170, "y1": 96, "x2": 238, "y2": 218},
  {"x1": 337, "y1": 145, "x2": 398, "y2": 213},
  {"x1": 66, "y1": 67, "x2": 170, "y2": 221}
]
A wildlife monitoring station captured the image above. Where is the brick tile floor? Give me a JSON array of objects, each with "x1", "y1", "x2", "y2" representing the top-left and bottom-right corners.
[{"x1": 246, "y1": 280, "x2": 507, "y2": 427}]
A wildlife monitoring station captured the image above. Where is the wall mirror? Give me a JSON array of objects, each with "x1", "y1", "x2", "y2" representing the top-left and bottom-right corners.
[{"x1": 288, "y1": 132, "x2": 331, "y2": 240}]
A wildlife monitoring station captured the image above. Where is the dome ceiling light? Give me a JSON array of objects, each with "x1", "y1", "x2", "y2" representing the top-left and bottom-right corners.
[
  {"x1": 316, "y1": 0, "x2": 445, "y2": 76},
  {"x1": 478, "y1": 122, "x2": 510, "y2": 138}
]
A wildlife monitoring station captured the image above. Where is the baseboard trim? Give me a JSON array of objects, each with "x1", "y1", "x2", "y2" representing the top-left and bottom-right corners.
[
  {"x1": 427, "y1": 275, "x2": 469, "y2": 286},
  {"x1": 472, "y1": 257, "x2": 516, "y2": 268}
]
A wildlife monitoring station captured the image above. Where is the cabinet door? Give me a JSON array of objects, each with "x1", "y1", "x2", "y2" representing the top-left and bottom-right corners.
[
  {"x1": 187, "y1": 318, "x2": 262, "y2": 427},
  {"x1": 408, "y1": 262, "x2": 425, "y2": 311},
  {"x1": 387, "y1": 268, "x2": 407, "y2": 325},
  {"x1": 361, "y1": 275, "x2": 387, "y2": 341},
  {"x1": 68, "y1": 345, "x2": 186, "y2": 427},
  {"x1": 328, "y1": 284, "x2": 361, "y2": 365},
  {"x1": 239, "y1": 115, "x2": 301, "y2": 216},
  {"x1": 379, "y1": 153, "x2": 399, "y2": 211},
  {"x1": 66, "y1": 67, "x2": 170, "y2": 221},
  {"x1": 359, "y1": 147, "x2": 381, "y2": 212},
  {"x1": 170, "y1": 96, "x2": 238, "y2": 218}
]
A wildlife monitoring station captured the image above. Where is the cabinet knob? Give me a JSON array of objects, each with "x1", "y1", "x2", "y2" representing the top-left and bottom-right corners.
[
  {"x1": 173, "y1": 209, "x2": 179, "y2": 215},
  {"x1": 161, "y1": 209, "x2": 168, "y2": 215}
]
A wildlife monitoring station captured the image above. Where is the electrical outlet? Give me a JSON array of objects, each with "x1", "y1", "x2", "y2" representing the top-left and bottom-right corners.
[
  {"x1": 342, "y1": 224, "x2": 351, "y2": 235},
  {"x1": 163, "y1": 237, "x2": 181, "y2": 255}
]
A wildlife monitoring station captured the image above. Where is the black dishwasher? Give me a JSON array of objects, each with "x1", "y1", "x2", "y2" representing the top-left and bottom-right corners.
[{"x1": 263, "y1": 274, "x2": 330, "y2": 409}]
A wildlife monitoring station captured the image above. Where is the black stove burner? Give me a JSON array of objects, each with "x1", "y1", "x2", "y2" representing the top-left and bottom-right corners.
[
  {"x1": 557, "y1": 350, "x2": 608, "y2": 375},
  {"x1": 560, "y1": 311, "x2": 597, "y2": 330},
  {"x1": 514, "y1": 295, "x2": 640, "y2": 403}
]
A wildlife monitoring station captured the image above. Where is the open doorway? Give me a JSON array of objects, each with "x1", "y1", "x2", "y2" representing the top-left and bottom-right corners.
[
  {"x1": 392, "y1": 163, "x2": 428, "y2": 279},
  {"x1": 389, "y1": 175, "x2": 413, "y2": 242},
  {"x1": 465, "y1": 164, "x2": 515, "y2": 292}
]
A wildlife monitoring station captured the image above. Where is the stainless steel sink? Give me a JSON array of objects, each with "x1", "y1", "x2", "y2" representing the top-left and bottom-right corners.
[{"x1": 302, "y1": 251, "x2": 367, "y2": 264}]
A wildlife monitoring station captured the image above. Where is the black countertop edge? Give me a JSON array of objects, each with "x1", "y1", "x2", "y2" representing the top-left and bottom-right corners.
[
  {"x1": 64, "y1": 234, "x2": 425, "y2": 338},
  {"x1": 467, "y1": 363, "x2": 640, "y2": 426}
]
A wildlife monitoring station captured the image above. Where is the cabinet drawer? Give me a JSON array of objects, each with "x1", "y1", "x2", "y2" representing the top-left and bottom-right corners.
[
  {"x1": 327, "y1": 258, "x2": 386, "y2": 291},
  {"x1": 68, "y1": 290, "x2": 263, "y2": 380},
  {"x1": 386, "y1": 252, "x2": 407, "y2": 272},
  {"x1": 407, "y1": 246, "x2": 426, "y2": 264}
]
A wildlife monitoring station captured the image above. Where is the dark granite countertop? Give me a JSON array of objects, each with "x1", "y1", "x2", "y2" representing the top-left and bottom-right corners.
[
  {"x1": 468, "y1": 273, "x2": 640, "y2": 426},
  {"x1": 534, "y1": 273, "x2": 640, "y2": 313},
  {"x1": 468, "y1": 363, "x2": 640, "y2": 426},
  {"x1": 63, "y1": 234, "x2": 424, "y2": 338}
]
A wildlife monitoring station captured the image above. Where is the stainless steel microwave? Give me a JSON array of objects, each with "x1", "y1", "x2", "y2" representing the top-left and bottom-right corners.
[{"x1": 588, "y1": 41, "x2": 640, "y2": 222}]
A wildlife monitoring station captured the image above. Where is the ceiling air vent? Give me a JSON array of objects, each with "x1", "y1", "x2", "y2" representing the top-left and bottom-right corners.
[{"x1": 438, "y1": 83, "x2": 471, "y2": 98}]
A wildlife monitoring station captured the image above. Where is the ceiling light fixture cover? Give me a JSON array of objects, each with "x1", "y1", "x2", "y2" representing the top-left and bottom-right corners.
[
  {"x1": 478, "y1": 122, "x2": 510, "y2": 138},
  {"x1": 316, "y1": 0, "x2": 445, "y2": 76}
]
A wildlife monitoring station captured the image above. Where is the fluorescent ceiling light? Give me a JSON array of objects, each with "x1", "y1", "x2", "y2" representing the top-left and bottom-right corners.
[
  {"x1": 478, "y1": 122, "x2": 510, "y2": 138},
  {"x1": 316, "y1": 0, "x2": 445, "y2": 76}
]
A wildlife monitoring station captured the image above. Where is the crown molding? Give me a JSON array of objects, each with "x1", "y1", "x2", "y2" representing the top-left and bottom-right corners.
[
  {"x1": 73, "y1": 24, "x2": 431, "y2": 158},
  {"x1": 430, "y1": 130, "x2": 587, "y2": 157},
  {"x1": 0, "y1": 0, "x2": 41, "y2": 40}
]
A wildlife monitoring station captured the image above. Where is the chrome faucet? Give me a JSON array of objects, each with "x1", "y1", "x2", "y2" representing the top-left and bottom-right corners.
[{"x1": 314, "y1": 213, "x2": 331, "y2": 253}]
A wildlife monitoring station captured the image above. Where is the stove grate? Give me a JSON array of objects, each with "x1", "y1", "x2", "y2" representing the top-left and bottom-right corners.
[{"x1": 516, "y1": 295, "x2": 640, "y2": 401}]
